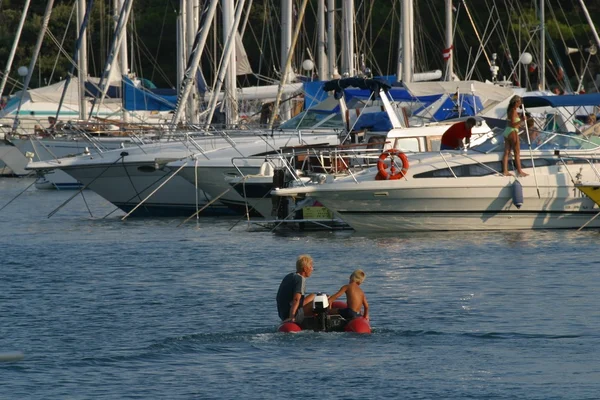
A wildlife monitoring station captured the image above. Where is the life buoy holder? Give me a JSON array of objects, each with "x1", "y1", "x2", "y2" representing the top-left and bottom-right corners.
[{"x1": 376, "y1": 149, "x2": 409, "y2": 180}]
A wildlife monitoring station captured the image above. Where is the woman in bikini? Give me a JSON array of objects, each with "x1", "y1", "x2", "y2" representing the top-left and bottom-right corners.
[{"x1": 502, "y1": 95, "x2": 528, "y2": 177}]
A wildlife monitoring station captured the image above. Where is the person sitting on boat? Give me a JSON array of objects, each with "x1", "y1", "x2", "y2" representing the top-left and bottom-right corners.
[
  {"x1": 328, "y1": 269, "x2": 369, "y2": 321},
  {"x1": 440, "y1": 118, "x2": 477, "y2": 150},
  {"x1": 521, "y1": 117, "x2": 541, "y2": 148},
  {"x1": 502, "y1": 95, "x2": 528, "y2": 177},
  {"x1": 578, "y1": 114, "x2": 598, "y2": 136},
  {"x1": 276, "y1": 254, "x2": 315, "y2": 323}
]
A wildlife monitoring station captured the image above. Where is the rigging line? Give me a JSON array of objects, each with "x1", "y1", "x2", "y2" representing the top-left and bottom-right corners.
[
  {"x1": 354, "y1": 0, "x2": 374, "y2": 66},
  {"x1": 547, "y1": 1, "x2": 579, "y2": 90},
  {"x1": 242, "y1": 176, "x2": 250, "y2": 226},
  {"x1": 150, "y1": 0, "x2": 173, "y2": 83},
  {"x1": 79, "y1": 189, "x2": 94, "y2": 218},
  {"x1": 415, "y1": 1, "x2": 429, "y2": 72},
  {"x1": 0, "y1": 178, "x2": 37, "y2": 213},
  {"x1": 358, "y1": 0, "x2": 392, "y2": 75},
  {"x1": 485, "y1": 0, "x2": 514, "y2": 77},
  {"x1": 47, "y1": 155, "x2": 126, "y2": 219},
  {"x1": 385, "y1": 0, "x2": 397, "y2": 76},
  {"x1": 132, "y1": 22, "x2": 167, "y2": 90},
  {"x1": 565, "y1": 0, "x2": 600, "y2": 92},
  {"x1": 461, "y1": 0, "x2": 491, "y2": 67},
  {"x1": 121, "y1": 161, "x2": 189, "y2": 220},
  {"x1": 178, "y1": 176, "x2": 250, "y2": 227},
  {"x1": 195, "y1": 158, "x2": 199, "y2": 220},
  {"x1": 121, "y1": 157, "x2": 145, "y2": 207},
  {"x1": 504, "y1": 27, "x2": 540, "y2": 84},
  {"x1": 496, "y1": 1, "x2": 529, "y2": 80},
  {"x1": 449, "y1": 2, "x2": 463, "y2": 78},
  {"x1": 488, "y1": 0, "x2": 509, "y2": 49},
  {"x1": 472, "y1": 1, "x2": 498, "y2": 68},
  {"x1": 48, "y1": 1, "x2": 76, "y2": 85},
  {"x1": 101, "y1": 167, "x2": 173, "y2": 219},
  {"x1": 466, "y1": 14, "x2": 501, "y2": 80},
  {"x1": 46, "y1": 30, "x2": 78, "y2": 72},
  {"x1": 558, "y1": 0, "x2": 585, "y2": 51},
  {"x1": 228, "y1": 174, "x2": 274, "y2": 232}
]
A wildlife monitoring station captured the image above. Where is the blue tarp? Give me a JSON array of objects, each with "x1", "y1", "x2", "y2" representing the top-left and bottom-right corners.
[
  {"x1": 122, "y1": 76, "x2": 177, "y2": 111},
  {"x1": 303, "y1": 79, "x2": 483, "y2": 122},
  {"x1": 352, "y1": 111, "x2": 393, "y2": 131},
  {"x1": 523, "y1": 93, "x2": 600, "y2": 108},
  {"x1": 424, "y1": 94, "x2": 484, "y2": 121},
  {"x1": 303, "y1": 76, "x2": 397, "y2": 109}
]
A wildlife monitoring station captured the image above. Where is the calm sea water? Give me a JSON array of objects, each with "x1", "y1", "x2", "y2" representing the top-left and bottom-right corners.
[{"x1": 1, "y1": 177, "x2": 599, "y2": 399}]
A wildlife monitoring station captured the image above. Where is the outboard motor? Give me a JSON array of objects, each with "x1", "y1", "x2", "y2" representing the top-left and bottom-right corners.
[{"x1": 312, "y1": 293, "x2": 330, "y2": 331}]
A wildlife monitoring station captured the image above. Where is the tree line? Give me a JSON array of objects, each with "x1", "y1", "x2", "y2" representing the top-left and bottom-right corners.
[{"x1": 0, "y1": 0, "x2": 598, "y2": 95}]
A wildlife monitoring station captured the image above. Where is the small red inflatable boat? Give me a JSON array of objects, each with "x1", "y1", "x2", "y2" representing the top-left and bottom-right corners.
[{"x1": 278, "y1": 294, "x2": 371, "y2": 334}]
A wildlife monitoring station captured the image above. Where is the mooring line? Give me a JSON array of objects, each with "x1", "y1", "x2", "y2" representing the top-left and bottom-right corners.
[
  {"x1": 0, "y1": 178, "x2": 37, "y2": 213},
  {"x1": 47, "y1": 154, "x2": 125, "y2": 219}
]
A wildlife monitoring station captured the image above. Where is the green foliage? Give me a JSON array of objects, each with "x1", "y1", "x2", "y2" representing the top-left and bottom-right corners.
[{"x1": 1, "y1": 0, "x2": 599, "y2": 96}]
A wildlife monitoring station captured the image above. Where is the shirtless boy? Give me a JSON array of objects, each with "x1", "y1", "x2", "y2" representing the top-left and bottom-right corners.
[{"x1": 328, "y1": 269, "x2": 369, "y2": 321}]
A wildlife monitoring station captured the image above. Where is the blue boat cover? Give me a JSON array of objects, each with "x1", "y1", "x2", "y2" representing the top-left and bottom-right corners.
[
  {"x1": 522, "y1": 93, "x2": 600, "y2": 108},
  {"x1": 122, "y1": 76, "x2": 177, "y2": 111}
]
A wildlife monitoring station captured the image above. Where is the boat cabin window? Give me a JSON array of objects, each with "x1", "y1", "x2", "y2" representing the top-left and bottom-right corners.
[{"x1": 395, "y1": 137, "x2": 421, "y2": 152}]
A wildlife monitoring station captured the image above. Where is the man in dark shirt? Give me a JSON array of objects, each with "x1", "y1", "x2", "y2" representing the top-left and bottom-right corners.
[
  {"x1": 276, "y1": 254, "x2": 315, "y2": 322},
  {"x1": 440, "y1": 118, "x2": 477, "y2": 150}
]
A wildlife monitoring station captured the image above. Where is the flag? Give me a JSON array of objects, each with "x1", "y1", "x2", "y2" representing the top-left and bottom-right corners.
[{"x1": 443, "y1": 45, "x2": 454, "y2": 60}]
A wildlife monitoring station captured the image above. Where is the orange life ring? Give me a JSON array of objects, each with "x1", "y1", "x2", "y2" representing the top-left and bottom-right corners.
[{"x1": 376, "y1": 149, "x2": 409, "y2": 180}]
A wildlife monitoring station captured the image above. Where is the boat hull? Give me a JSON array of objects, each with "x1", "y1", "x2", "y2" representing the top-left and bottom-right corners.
[
  {"x1": 297, "y1": 174, "x2": 600, "y2": 231},
  {"x1": 58, "y1": 162, "x2": 231, "y2": 217}
]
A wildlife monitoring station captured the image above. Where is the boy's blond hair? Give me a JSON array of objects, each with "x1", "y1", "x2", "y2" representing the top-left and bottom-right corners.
[
  {"x1": 350, "y1": 269, "x2": 366, "y2": 284},
  {"x1": 296, "y1": 254, "x2": 313, "y2": 272}
]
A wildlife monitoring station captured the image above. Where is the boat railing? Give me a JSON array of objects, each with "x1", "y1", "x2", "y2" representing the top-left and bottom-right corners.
[
  {"x1": 230, "y1": 142, "x2": 387, "y2": 185},
  {"x1": 434, "y1": 129, "x2": 600, "y2": 180}
]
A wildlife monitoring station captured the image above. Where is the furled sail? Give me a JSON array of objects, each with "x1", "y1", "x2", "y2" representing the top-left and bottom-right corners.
[{"x1": 235, "y1": 32, "x2": 252, "y2": 75}]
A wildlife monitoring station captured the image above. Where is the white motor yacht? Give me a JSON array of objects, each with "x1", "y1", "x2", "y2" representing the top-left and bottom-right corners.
[{"x1": 273, "y1": 129, "x2": 600, "y2": 232}]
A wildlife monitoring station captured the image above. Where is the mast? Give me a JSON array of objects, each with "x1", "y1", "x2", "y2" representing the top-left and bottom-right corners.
[
  {"x1": 409, "y1": 0, "x2": 414, "y2": 78},
  {"x1": 579, "y1": 0, "x2": 600, "y2": 55},
  {"x1": 0, "y1": 0, "x2": 31, "y2": 98},
  {"x1": 341, "y1": 0, "x2": 354, "y2": 76},
  {"x1": 54, "y1": 0, "x2": 93, "y2": 124},
  {"x1": 176, "y1": 3, "x2": 186, "y2": 119},
  {"x1": 12, "y1": 0, "x2": 55, "y2": 133},
  {"x1": 269, "y1": 0, "x2": 309, "y2": 129},
  {"x1": 326, "y1": 0, "x2": 336, "y2": 78},
  {"x1": 88, "y1": 0, "x2": 133, "y2": 119},
  {"x1": 223, "y1": 0, "x2": 238, "y2": 125},
  {"x1": 539, "y1": 0, "x2": 545, "y2": 90},
  {"x1": 171, "y1": 0, "x2": 218, "y2": 126},
  {"x1": 396, "y1": 3, "x2": 402, "y2": 81},
  {"x1": 280, "y1": 0, "x2": 293, "y2": 121},
  {"x1": 444, "y1": 0, "x2": 453, "y2": 81},
  {"x1": 78, "y1": 0, "x2": 88, "y2": 120},
  {"x1": 186, "y1": 0, "x2": 199, "y2": 123},
  {"x1": 204, "y1": 0, "x2": 246, "y2": 127},
  {"x1": 317, "y1": 0, "x2": 326, "y2": 80},
  {"x1": 116, "y1": 0, "x2": 129, "y2": 121},
  {"x1": 401, "y1": 0, "x2": 412, "y2": 83}
]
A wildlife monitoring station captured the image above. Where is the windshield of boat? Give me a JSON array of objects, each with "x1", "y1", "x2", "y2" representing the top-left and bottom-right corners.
[
  {"x1": 279, "y1": 109, "x2": 344, "y2": 130},
  {"x1": 470, "y1": 129, "x2": 600, "y2": 154}
]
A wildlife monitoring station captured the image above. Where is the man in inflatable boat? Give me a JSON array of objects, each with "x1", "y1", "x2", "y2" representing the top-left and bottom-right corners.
[{"x1": 276, "y1": 256, "x2": 371, "y2": 334}]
